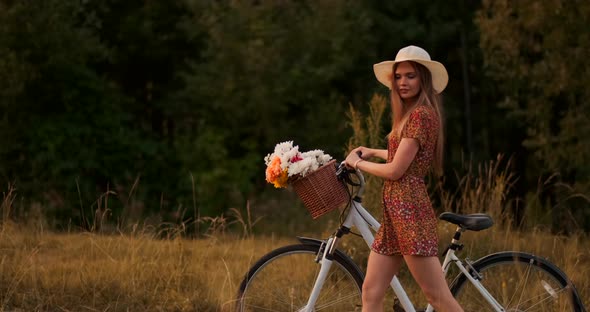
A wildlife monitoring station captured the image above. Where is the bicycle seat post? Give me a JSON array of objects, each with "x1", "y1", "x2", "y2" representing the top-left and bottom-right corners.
[{"x1": 449, "y1": 226, "x2": 465, "y2": 253}]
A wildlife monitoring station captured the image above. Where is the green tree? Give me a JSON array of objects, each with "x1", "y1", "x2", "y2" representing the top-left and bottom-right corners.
[
  {"x1": 0, "y1": 1, "x2": 122, "y2": 225},
  {"x1": 176, "y1": 0, "x2": 374, "y2": 216},
  {"x1": 0, "y1": 0, "x2": 182, "y2": 228},
  {"x1": 5, "y1": 0, "x2": 570, "y2": 233},
  {"x1": 82, "y1": 0, "x2": 205, "y2": 224},
  {"x1": 476, "y1": 0, "x2": 590, "y2": 230}
]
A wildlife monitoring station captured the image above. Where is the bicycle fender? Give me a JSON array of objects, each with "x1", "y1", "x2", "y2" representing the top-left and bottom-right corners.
[
  {"x1": 297, "y1": 236, "x2": 326, "y2": 246},
  {"x1": 296, "y1": 236, "x2": 365, "y2": 281}
]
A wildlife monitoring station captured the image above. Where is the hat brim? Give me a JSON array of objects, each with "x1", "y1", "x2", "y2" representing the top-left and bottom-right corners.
[{"x1": 373, "y1": 59, "x2": 448, "y2": 94}]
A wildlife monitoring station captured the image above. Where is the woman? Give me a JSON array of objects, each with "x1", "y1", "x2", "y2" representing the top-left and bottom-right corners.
[{"x1": 345, "y1": 45, "x2": 463, "y2": 312}]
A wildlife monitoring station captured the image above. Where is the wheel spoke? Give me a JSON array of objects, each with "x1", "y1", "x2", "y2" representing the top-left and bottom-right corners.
[
  {"x1": 451, "y1": 252, "x2": 577, "y2": 312},
  {"x1": 315, "y1": 293, "x2": 363, "y2": 311},
  {"x1": 237, "y1": 244, "x2": 362, "y2": 312},
  {"x1": 519, "y1": 287, "x2": 570, "y2": 311},
  {"x1": 511, "y1": 261, "x2": 532, "y2": 309}
]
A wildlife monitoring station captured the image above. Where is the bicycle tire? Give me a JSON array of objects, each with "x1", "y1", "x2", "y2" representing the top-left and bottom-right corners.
[
  {"x1": 449, "y1": 251, "x2": 585, "y2": 312},
  {"x1": 236, "y1": 244, "x2": 364, "y2": 312}
]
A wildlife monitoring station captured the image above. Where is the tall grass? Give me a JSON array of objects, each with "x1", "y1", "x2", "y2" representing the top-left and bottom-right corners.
[
  {"x1": 339, "y1": 93, "x2": 589, "y2": 308},
  {"x1": 0, "y1": 212, "x2": 587, "y2": 311},
  {"x1": 0, "y1": 94, "x2": 587, "y2": 311},
  {"x1": 0, "y1": 167, "x2": 589, "y2": 311},
  {"x1": 345, "y1": 93, "x2": 388, "y2": 217},
  {"x1": 437, "y1": 154, "x2": 518, "y2": 227},
  {"x1": 0, "y1": 223, "x2": 293, "y2": 311}
]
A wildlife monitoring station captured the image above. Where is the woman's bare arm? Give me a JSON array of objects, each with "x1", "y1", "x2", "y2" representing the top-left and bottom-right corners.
[
  {"x1": 346, "y1": 138, "x2": 419, "y2": 180},
  {"x1": 350, "y1": 146, "x2": 388, "y2": 160}
]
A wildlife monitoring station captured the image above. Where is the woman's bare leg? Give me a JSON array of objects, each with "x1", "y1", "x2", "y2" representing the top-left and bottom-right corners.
[
  {"x1": 404, "y1": 255, "x2": 463, "y2": 312},
  {"x1": 362, "y1": 251, "x2": 403, "y2": 312}
]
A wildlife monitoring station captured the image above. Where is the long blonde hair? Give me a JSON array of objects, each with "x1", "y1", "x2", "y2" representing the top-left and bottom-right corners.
[{"x1": 388, "y1": 61, "x2": 445, "y2": 176}]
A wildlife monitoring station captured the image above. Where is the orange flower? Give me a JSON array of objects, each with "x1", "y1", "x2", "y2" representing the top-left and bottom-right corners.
[
  {"x1": 272, "y1": 169, "x2": 289, "y2": 188},
  {"x1": 265, "y1": 156, "x2": 283, "y2": 183},
  {"x1": 264, "y1": 141, "x2": 332, "y2": 188}
]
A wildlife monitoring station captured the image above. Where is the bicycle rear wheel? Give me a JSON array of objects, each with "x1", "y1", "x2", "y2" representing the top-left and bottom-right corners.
[
  {"x1": 236, "y1": 243, "x2": 363, "y2": 312},
  {"x1": 450, "y1": 251, "x2": 584, "y2": 312}
]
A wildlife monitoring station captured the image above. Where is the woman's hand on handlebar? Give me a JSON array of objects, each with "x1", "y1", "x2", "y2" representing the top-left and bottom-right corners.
[
  {"x1": 352, "y1": 146, "x2": 376, "y2": 159},
  {"x1": 345, "y1": 147, "x2": 368, "y2": 169}
]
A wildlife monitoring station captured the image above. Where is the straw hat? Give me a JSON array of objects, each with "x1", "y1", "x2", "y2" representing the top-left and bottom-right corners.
[{"x1": 373, "y1": 45, "x2": 448, "y2": 93}]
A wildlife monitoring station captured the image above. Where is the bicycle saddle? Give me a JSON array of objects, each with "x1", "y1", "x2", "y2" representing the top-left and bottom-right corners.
[{"x1": 438, "y1": 212, "x2": 494, "y2": 231}]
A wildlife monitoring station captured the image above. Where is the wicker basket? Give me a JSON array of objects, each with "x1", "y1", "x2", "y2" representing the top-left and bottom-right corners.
[{"x1": 291, "y1": 160, "x2": 349, "y2": 219}]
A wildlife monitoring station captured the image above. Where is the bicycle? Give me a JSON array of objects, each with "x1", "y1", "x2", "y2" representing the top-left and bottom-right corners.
[{"x1": 236, "y1": 161, "x2": 586, "y2": 311}]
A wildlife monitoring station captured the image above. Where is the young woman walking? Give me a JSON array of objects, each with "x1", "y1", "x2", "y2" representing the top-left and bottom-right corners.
[{"x1": 345, "y1": 45, "x2": 463, "y2": 312}]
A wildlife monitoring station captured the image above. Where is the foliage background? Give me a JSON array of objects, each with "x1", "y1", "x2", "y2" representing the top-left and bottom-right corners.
[{"x1": 0, "y1": 0, "x2": 589, "y2": 233}]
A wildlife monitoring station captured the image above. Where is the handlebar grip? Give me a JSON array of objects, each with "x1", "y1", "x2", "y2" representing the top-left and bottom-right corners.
[{"x1": 356, "y1": 151, "x2": 363, "y2": 159}]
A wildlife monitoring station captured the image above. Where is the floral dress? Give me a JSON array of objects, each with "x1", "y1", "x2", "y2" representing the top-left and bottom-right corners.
[{"x1": 371, "y1": 105, "x2": 439, "y2": 257}]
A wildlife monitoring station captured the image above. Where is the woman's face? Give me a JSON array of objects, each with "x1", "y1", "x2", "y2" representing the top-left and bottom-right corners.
[{"x1": 394, "y1": 62, "x2": 421, "y2": 101}]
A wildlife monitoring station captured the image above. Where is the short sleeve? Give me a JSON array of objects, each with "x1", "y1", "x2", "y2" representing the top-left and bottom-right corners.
[{"x1": 402, "y1": 107, "x2": 432, "y2": 147}]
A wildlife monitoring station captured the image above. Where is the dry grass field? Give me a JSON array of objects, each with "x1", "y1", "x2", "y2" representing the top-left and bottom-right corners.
[
  {"x1": 0, "y1": 222, "x2": 287, "y2": 311},
  {"x1": 1, "y1": 102, "x2": 587, "y2": 311},
  {"x1": 0, "y1": 219, "x2": 587, "y2": 311}
]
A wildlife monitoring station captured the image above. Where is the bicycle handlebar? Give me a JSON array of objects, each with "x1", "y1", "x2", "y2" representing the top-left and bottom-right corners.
[{"x1": 335, "y1": 161, "x2": 366, "y2": 198}]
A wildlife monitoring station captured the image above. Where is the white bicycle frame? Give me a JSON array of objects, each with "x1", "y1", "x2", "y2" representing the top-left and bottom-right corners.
[{"x1": 302, "y1": 168, "x2": 506, "y2": 312}]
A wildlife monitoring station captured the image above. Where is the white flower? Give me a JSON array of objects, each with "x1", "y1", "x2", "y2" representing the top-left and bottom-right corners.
[
  {"x1": 274, "y1": 141, "x2": 294, "y2": 155},
  {"x1": 318, "y1": 154, "x2": 332, "y2": 165},
  {"x1": 264, "y1": 153, "x2": 273, "y2": 165},
  {"x1": 289, "y1": 158, "x2": 313, "y2": 177},
  {"x1": 264, "y1": 141, "x2": 334, "y2": 182},
  {"x1": 280, "y1": 146, "x2": 300, "y2": 170}
]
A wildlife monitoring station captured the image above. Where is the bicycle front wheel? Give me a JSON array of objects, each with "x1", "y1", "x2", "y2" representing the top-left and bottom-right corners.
[
  {"x1": 236, "y1": 243, "x2": 364, "y2": 312},
  {"x1": 450, "y1": 251, "x2": 583, "y2": 311}
]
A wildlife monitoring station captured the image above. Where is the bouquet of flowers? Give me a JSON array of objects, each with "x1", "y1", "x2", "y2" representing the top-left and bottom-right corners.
[{"x1": 264, "y1": 141, "x2": 333, "y2": 188}]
